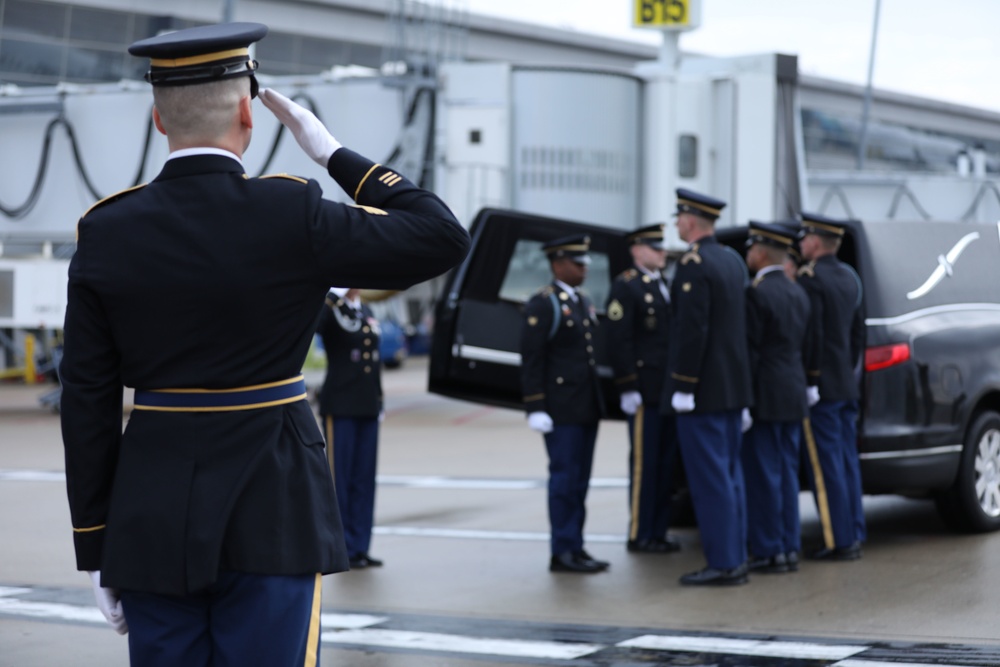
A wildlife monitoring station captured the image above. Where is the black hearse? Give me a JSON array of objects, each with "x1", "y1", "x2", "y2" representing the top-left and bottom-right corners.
[{"x1": 429, "y1": 208, "x2": 1000, "y2": 533}]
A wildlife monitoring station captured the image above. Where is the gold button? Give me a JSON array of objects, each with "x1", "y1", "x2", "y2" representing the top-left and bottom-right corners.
[
  {"x1": 364, "y1": 339, "x2": 372, "y2": 346},
  {"x1": 586, "y1": 346, "x2": 593, "y2": 353},
  {"x1": 363, "y1": 326, "x2": 371, "y2": 333},
  {"x1": 648, "y1": 308, "x2": 655, "y2": 315},
  {"x1": 589, "y1": 359, "x2": 596, "y2": 366},
  {"x1": 566, "y1": 320, "x2": 574, "y2": 327},
  {"x1": 583, "y1": 319, "x2": 590, "y2": 326},
  {"x1": 642, "y1": 275, "x2": 651, "y2": 283},
  {"x1": 363, "y1": 352, "x2": 371, "y2": 360},
  {"x1": 556, "y1": 377, "x2": 564, "y2": 384},
  {"x1": 364, "y1": 366, "x2": 372, "y2": 373},
  {"x1": 637, "y1": 360, "x2": 645, "y2": 367},
  {"x1": 585, "y1": 333, "x2": 592, "y2": 340}
]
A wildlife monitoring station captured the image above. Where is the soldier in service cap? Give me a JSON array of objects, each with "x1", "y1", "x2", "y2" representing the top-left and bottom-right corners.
[
  {"x1": 796, "y1": 212, "x2": 867, "y2": 562},
  {"x1": 667, "y1": 188, "x2": 754, "y2": 586},
  {"x1": 742, "y1": 222, "x2": 813, "y2": 575},
  {"x1": 60, "y1": 22, "x2": 469, "y2": 664},
  {"x1": 520, "y1": 234, "x2": 608, "y2": 573},
  {"x1": 606, "y1": 224, "x2": 682, "y2": 555}
]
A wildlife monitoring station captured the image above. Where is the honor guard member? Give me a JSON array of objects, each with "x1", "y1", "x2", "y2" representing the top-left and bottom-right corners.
[
  {"x1": 60, "y1": 23, "x2": 469, "y2": 665},
  {"x1": 742, "y1": 222, "x2": 813, "y2": 574},
  {"x1": 796, "y1": 212, "x2": 866, "y2": 561},
  {"x1": 667, "y1": 188, "x2": 754, "y2": 586},
  {"x1": 317, "y1": 288, "x2": 384, "y2": 570},
  {"x1": 520, "y1": 234, "x2": 608, "y2": 574},
  {"x1": 606, "y1": 223, "x2": 681, "y2": 554}
]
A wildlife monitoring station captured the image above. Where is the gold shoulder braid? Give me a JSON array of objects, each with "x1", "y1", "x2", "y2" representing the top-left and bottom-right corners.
[{"x1": 681, "y1": 243, "x2": 702, "y2": 266}]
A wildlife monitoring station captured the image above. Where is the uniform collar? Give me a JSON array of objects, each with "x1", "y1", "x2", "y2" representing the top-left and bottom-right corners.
[
  {"x1": 155, "y1": 151, "x2": 245, "y2": 182},
  {"x1": 553, "y1": 279, "x2": 577, "y2": 301},
  {"x1": 755, "y1": 264, "x2": 785, "y2": 279},
  {"x1": 167, "y1": 147, "x2": 243, "y2": 165},
  {"x1": 636, "y1": 265, "x2": 663, "y2": 281}
]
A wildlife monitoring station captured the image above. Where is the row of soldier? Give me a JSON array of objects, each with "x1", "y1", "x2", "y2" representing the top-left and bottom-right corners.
[{"x1": 520, "y1": 188, "x2": 866, "y2": 586}]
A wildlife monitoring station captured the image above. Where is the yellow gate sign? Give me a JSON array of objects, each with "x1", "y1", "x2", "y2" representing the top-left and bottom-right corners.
[{"x1": 633, "y1": 0, "x2": 697, "y2": 29}]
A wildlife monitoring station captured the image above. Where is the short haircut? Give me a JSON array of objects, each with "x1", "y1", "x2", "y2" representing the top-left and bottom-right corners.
[
  {"x1": 818, "y1": 235, "x2": 842, "y2": 252},
  {"x1": 153, "y1": 77, "x2": 249, "y2": 143},
  {"x1": 758, "y1": 244, "x2": 787, "y2": 264}
]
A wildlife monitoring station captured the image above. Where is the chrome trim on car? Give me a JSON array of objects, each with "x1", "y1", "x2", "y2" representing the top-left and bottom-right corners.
[
  {"x1": 866, "y1": 303, "x2": 1000, "y2": 327},
  {"x1": 453, "y1": 345, "x2": 521, "y2": 366},
  {"x1": 859, "y1": 444, "x2": 963, "y2": 460}
]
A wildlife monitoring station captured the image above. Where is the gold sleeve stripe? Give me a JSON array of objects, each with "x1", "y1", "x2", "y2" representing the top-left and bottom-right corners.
[
  {"x1": 671, "y1": 373, "x2": 699, "y2": 383},
  {"x1": 523, "y1": 393, "x2": 545, "y2": 402},
  {"x1": 73, "y1": 524, "x2": 106, "y2": 533},
  {"x1": 615, "y1": 375, "x2": 638, "y2": 384},
  {"x1": 354, "y1": 164, "x2": 382, "y2": 202}
]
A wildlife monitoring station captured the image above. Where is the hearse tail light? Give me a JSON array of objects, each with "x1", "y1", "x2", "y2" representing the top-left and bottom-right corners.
[{"x1": 865, "y1": 343, "x2": 911, "y2": 372}]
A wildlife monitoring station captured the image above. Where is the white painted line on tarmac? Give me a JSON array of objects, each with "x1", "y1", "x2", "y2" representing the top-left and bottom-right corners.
[
  {"x1": 833, "y1": 661, "x2": 973, "y2": 667},
  {"x1": 0, "y1": 587, "x2": 32, "y2": 597},
  {"x1": 0, "y1": 598, "x2": 106, "y2": 624},
  {"x1": 618, "y1": 635, "x2": 869, "y2": 660},
  {"x1": 319, "y1": 613, "x2": 388, "y2": 629},
  {"x1": 374, "y1": 525, "x2": 623, "y2": 543},
  {"x1": 322, "y1": 628, "x2": 604, "y2": 659},
  {"x1": 0, "y1": 470, "x2": 65, "y2": 482},
  {"x1": 377, "y1": 475, "x2": 538, "y2": 490}
]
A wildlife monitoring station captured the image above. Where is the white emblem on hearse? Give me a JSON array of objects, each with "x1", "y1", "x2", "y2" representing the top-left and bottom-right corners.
[{"x1": 906, "y1": 232, "x2": 980, "y2": 300}]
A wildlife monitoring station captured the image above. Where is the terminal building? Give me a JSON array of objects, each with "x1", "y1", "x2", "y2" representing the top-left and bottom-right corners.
[{"x1": 2, "y1": 0, "x2": 1000, "y2": 348}]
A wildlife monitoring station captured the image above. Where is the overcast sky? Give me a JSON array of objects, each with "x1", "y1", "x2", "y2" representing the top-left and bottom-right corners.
[{"x1": 462, "y1": 0, "x2": 1000, "y2": 113}]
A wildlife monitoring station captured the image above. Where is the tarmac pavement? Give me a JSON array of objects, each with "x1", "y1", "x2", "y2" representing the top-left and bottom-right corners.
[{"x1": 2, "y1": 358, "x2": 1000, "y2": 666}]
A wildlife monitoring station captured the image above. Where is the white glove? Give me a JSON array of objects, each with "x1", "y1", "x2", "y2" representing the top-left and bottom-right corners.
[
  {"x1": 378, "y1": 410, "x2": 385, "y2": 423},
  {"x1": 619, "y1": 391, "x2": 643, "y2": 416},
  {"x1": 741, "y1": 408, "x2": 753, "y2": 433},
  {"x1": 88, "y1": 571, "x2": 128, "y2": 635},
  {"x1": 527, "y1": 411, "x2": 554, "y2": 434},
  {"x1": 806, "y1": 385, "x2": 821, "y2": 407},
  {"x1": 671, "y1": 392, "x2": 695, "y2": 413},
  {"x1": 258, "y1": 88, "x2": 342, "y2": 167}
]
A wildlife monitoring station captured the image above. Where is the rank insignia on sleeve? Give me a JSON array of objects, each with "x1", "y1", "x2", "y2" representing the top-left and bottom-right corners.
[
  {"x1": 528, "y1": 316, "x2": 539, "y2": 326},
  {"x1": 682, "y1": 282, "x2": 692, "y2": 292},
  {"x1": 608, "y1": 300, "x2": 624, "y2": 321}
]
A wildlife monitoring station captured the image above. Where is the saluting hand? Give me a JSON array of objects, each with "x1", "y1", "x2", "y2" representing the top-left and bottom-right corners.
[{"x1": 258, "y1": 88, "x2": 342, "y2": 167}]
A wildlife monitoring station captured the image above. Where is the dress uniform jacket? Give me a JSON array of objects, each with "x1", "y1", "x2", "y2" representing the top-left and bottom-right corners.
[
  {"x1": 606, "y1": 268, "x2": 670, "y2": 404},
  {"x1": 317, "y1": 296, "x2": 382, "y2": 418},
  {"x1": 667, "y1": 236, "x2": 753, "y2": 413},
  {"x1": 520, "y1": 284, "x2": 603, "y2": 424},
  {"x1": 60, "y1": 148, "x2": 470, "y2": 596},
  {"x1": 797, "y1": 255, "x2": 864, "y2": 401},
  {"x1": 746, "y1": 269, "x2": 812, "y2": 422}
]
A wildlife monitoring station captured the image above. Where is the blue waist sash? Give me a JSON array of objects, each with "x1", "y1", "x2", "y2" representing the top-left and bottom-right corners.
[{"x1": 133, "y1": 375, "x2": 307, "y2": 412}]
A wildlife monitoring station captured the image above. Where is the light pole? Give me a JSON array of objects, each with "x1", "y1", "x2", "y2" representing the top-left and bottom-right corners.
[{"x1": 856, "y1": 0, "x2": 882, "y2": 170}]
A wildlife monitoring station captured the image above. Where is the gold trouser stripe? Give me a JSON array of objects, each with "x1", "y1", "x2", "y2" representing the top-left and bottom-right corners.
[
  {"x1": 325, "y1": 416, "x2": 336, "y2": 480},
  {"x1": 302, "y1": 573, "x2": 323, "y2": 667},
  {"x1": 802, "y1": 417, "x2": 835, "y2": 549},
  {"x1": 151, "y1": 47, "x2": 248, "y2": 68},
  {"x1": 354, "y1": 164, "x2": 382, "y2": 202},
  {"x1": 73, "y1": 524, "x2": 106, "y2": 533},
  {"x1": 629, "y1": 405, "x2": 645, "y2": 541}
]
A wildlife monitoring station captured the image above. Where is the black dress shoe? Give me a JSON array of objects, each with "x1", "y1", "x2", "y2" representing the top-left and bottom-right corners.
[
  {"x1": 806, "y1": 542, "x2": 862, "y2": 561},
  {"x1": 747, "y1": 553, "x2": 790, "y2": 574},
  {"x1": 627, "y1": 537, "x2": 681, "y2": 553},
  {"x1": 349, "y1": 553, "x2": 384, "y2": 569},
  {"x1": 574, "y1": 550, "x2": 610, "y2": 571},
  {"x1": 785, "y1": 551, "x2": 800, "y2": 572},
  {"x1": 550, "y1": 552, "x2": 604, "y2": 573},
  {"x1": 679, "y1": 564, "x2": 749, "y2": 586}
]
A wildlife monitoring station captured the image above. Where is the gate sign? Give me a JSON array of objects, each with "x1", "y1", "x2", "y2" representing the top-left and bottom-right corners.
[{"x1": 633, "y1": 0, "x2": 701, "y2": 30}]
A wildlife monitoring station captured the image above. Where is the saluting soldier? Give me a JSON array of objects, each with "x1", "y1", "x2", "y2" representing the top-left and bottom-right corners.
[
  {"x1": 606, "y1": 223, "x2": 681, "y2": 554},
  {"x1": 797, "y1": 212, "x2": 866, "y2": 561},
  {"x1": 520, "y1": 235, "x2": 608, "y2": 574},
  {"x1": 59, "y1": 23, "x2": 469, "y2": 665},
  {"x1": 667, "y1": 188, "x2": 754, "y2": 586},
  {"x1": 317, "y1": 288, "x2": 384, "y2": 570},
  {"x1": 742, "y1": 222, "x2": 813, "y2": 574}
]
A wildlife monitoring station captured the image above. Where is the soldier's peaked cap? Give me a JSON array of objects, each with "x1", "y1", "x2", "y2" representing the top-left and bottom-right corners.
[
  {"x1": 799, "y1": 211, "x2": 848, "y2": 238},
  {"x1": 746, "y1": 220, "x2": 796, "y2": 250},
  {"x1": 543, "y1": 234, "x2": 591, "y2": 265},
  {"x1": 129, "y1": 23, "x2": 267, "y2": 96},
  {"x1": 675, "y1": 188, "x2": 726, "y2": 221},
  {"x1": 627, "y1": 223, "x2": 667, "y2": 249}
]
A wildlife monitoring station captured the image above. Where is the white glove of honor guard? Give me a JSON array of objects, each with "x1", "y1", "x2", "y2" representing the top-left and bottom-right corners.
[
  {"x1": 806, "y1": 385, "x2": 821, "y2": 407},
  {"x1": 671, "y1": 392, "x2": 695, "y2": 413},
  {"x1": 741, "y1": 408, "x2": 753, "y2": 434},
  {"x1": 619, "y1": 391, "x2": 643, "y2": 416},
  {"x1": 527, "y1": 411, "x2": 554, "y2": 434},
  {"x1": 88, "y1": 571, "x2": 128, "y2": 635},
  {"x1": 258, "y1": 88, "x2": 342, "y2": 167}
]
